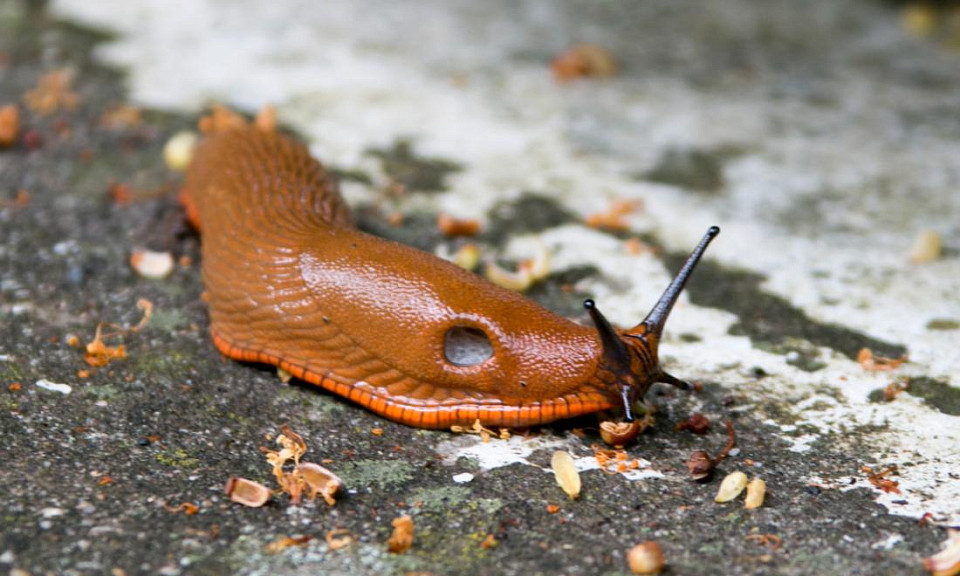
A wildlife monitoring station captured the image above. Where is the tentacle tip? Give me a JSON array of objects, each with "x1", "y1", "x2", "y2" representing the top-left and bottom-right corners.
[
  {"x1": 707, "y1": 225, "x2": 720, "y2": 236},
  {"x1": 583, "y1": 299, "x2": 596, "y2": 310}
]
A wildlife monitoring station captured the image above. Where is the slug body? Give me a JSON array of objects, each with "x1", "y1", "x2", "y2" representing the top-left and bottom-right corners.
[{"x1": 181, "y1": 125, "x2": 718, "y2": 429}]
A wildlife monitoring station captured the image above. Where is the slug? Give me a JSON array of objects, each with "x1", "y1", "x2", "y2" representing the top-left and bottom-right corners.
[{"x1": 180, "y1": 121, "x2": 719, "y2": 429}]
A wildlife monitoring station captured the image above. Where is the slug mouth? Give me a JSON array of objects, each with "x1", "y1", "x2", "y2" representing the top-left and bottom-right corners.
[{"x1": 584, "y1": 226, "x2": 720, "y2": 421}]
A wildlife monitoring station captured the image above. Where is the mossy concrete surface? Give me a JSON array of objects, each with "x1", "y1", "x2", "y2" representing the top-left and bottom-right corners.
[{"x1": 2, "y1": 1, "x2": 958, "y2": 575}]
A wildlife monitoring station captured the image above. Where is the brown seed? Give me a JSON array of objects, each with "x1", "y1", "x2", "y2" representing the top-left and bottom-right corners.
[
  {"x1": 627, "y1": 541, "x2": 665, "y2": 574},
  {"x1": 686, "y1": 450, "x2": 714, "y2": 481},
  {"x1": 225, "y1": 476, "x2": 272, "y2": 507},
  {"x1": 675, "y1": 413, "x2": 710, "y2": 434}
]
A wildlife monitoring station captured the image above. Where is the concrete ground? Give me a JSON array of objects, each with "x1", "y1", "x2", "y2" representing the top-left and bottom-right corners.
[{"x1": 1, "y1": 0, "x2": 958, "y2": 574}]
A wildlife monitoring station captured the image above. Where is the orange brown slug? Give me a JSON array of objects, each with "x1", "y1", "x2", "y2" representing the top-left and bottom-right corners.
[{"x1": 180, "y1": 123, "x2": 719, "y2": 429}]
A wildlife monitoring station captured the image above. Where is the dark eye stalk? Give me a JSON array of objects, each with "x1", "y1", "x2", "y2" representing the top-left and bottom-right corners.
[{"x1": 585, "y1": 226, "x2": 720, "y2": 419}]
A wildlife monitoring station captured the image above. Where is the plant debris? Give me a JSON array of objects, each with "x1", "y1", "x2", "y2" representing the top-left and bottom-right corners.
[
  {"x1": 599, "y1": 420, "x2": 642, "y2": 447},
  {"x1": 685, "y1": 419, "x2": 736, "y2": 481},
  {"x1": 450, "y1": 243, "x2": 480, "y2": 271},
  {"x1": 99, "y1": 103, "x2": 142, "y2": 130},
  {"x1": 264, "y1": 535, "x2": 312, "y2": 554},
  {"x1": 0, "y1": 104, "x2": 19, "y2": 147},
  {"x1": 627, "y1": 540, "x2": 665, "y2": 574},
  {"x1": 325, "y1": 529, "x2": 355, "y2": 551},
  {"x1": 910, "y1": 230, "x2": 943, "y2": 264},
  {"x1": 551, "y1": 450, "x2": 582, "y2": 499},
  {"x1": 675, "y1": 413, "x2": 710, "y2": 434},
  {"x1": 84, "y1": 299, "x2": 153, "y2": 367},
  {"x1": 388, "y1": 515, "x2": 415, "y2": 554},
  {"x1": 450, "y1": 419, "x2": 509, "y2": 442},
  {"x1": 923, "y1": 530, "x2": 960, "y2": 576},
  {"x1": 592, "y1": 444, "x2": 643, "y2": 475},
  {"x1": 863, "y1": 464, "x2": 901, "y2": 495},
  {"x1": 715, "y1": 471, "x2": 749, "y2": 503},
  {"x1": 552, "y1": 43, "x2": 619, "y2": 81},
  {"x1": 883, "y1": 379, "x2": 909, "y2": 402},
  {"x1": 437, "y1": 213, "x2": 481, "y2": 237},
  {"x1": 585, "y1": 198, "x2": 641, "y2": 231},
  {"x1": 224, "y1": 477, "x2": 272, "y2": 508},
  {"x1": 744, "y1": 477, "x2": 766, "y2": 509},
  {"x1": 163, "y1": 131, "x2": 199, "y2": 172},
  {"x1": 745, "y1": 533, "x2": 782, "y2": 550},
  {"x1": 261, "y1": 425, "x2": 343, "y2": 506},
  {"x1": 163, "y1": 501, "x2": 198, "y2": 515},
  {"x1": 130, "y1": 249, "x2": 175, "y2": 279},
  {"x1": 23, "y1": 69, "x2": 79, "y2": 115},
  {"x1": 858, "y1": 348, "x2": 908, "y2": 371}
]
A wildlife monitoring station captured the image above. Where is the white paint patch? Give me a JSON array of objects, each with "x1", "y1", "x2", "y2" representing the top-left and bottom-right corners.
[
  {"x1": 451, "y1": 472, "x2": 474, "y2": 484},
  {"x1": 35, "y1": 379, "x2": 72, "y2": 395},
  {"x1": 871, "y1": 533, "x2": 903, "y2": 551},
  {"x1": 49, "y1": 0, "x2": 960, "y2": 525},
  {"x1": 436, "y1": 434, "x2": 569, "y2": 470}
]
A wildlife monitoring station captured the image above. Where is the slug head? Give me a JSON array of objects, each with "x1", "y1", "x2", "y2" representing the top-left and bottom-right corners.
[{"x1": 585, "y1": 226, "x2": 720, "y2": 421}]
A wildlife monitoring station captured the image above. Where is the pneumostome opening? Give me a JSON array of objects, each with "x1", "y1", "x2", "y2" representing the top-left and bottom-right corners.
[{"x1": 443, "y1": 326, "x2": 494, "y2": 367}]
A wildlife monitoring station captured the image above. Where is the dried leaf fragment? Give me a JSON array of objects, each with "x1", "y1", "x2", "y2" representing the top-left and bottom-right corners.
[
  {"x1": 858, "y1": 348, "x2": 908, "y2": 371},
  {"x1": 437, "y1": 213, "x2": 481, "y2": 237},
  {"x1": 265, "y1": 535, "x2": 312, "y2": 554},
  {"x1": 0, "y1": 104, "x2": 19, "y2": 147},
  {"x1": 23, "y1": 69, "x2": 79, "y2": 115},
  {"x1": 552, "y1": 43, "x2": 619, "y2": 81},
  {"x1": 83, "y1": 299, "x2": 153, "y2": 367},
  {"x1": 585, "y1": 199, "x2": 642, "y2": 231},
  {"x1": 627, "y1": 541, "x2": 665, "y2": 574},
  {"x1": 450, "y1": 419, "x2": 499, "y2": 443},
  {"x1": 225, "y1": 476, "x2": 272, "y2": 508},
  {"x1": 99, "y1": 104, "x2": 142, "y2": 130},
  {"x1": 923, "y1": 529, "x2": 960, "y2": 576},
  {"x1": 551, "y1": 450, "x2": 581, "y2": 499},
  {"x1": 325, "y1": 529, "x2": 355, "y2": 550},
  {"x1": 484, "y1": 260, "x2": 534, "y2": 292},
  {"x1": 744, "y1": 478, "x2": 766, "y2": 509},
  {"x1": 863, "y1": 464, "x2": 901, "y2": 494},
  {"x1": 388, "y1": 515, "x2": 414, "y2": 553},
  {"x1": 715, "y1": 471, "x2": 749, "y2": 503},
  {"x1": 675, "y1": 413, "x2": 710, "y2": 434}
]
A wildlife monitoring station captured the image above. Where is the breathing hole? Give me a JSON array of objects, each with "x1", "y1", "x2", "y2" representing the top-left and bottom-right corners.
[{"x1": 443, "y1": 326, "x2": 494, "y2": 367}]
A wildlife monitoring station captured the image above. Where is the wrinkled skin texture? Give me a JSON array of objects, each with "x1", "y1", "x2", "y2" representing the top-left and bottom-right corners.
[{"x1": 181, "y1": 126, "x2": 674, "y2": 428}]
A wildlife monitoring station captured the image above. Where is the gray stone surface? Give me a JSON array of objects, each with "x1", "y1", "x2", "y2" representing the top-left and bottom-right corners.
[{"x1": 2, "y1": 1, "x2": 959, "y2": 575}]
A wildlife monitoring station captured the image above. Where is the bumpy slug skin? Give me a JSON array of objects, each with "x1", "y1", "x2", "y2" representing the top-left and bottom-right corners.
[{"x1": 182, "y1": 122, "x2": 718, "y2": 428}]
